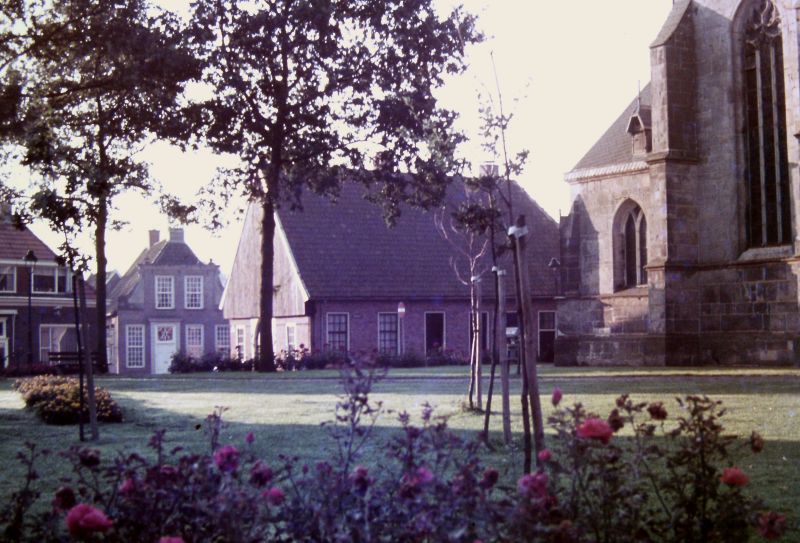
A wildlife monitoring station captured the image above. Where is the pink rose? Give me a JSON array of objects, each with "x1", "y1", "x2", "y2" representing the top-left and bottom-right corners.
[
  {"x1": 757, "y1": 510, "x2": 788, "y2": 540},
  {"x1": 551, "y1": 388, "x2": 562, "y2": 406},
  {"x1": 249, "y1": 460, "x2": 274, "y2": 487},
  {"x1": 213, "y1": 445, "x2": 240, "y2": 473},
  {"x1": 118, "y1": 478, "x2": 135, "y2": 494},
  {"x1": 719, "y1": 466, "x2": 749, "y2": 487},
  {"x1": 52, "y1": 486, "x2": 76, "y2": 514},
  {"x1": 518, "y1": 471, "x2": 549, "y2": 499},
  {"x1": 65, "y1": 504, "x2": 114, "y2": 539},
  {"x1": 537, "y1": 449, "x2": 552, "y2": 462},
  {"x1": 245, "y1": 432, "x2": 254, "y2": 444},
  {"x1": 576, "y1": 418, "x2": 613, "y2": 444},
  {"x1": 263, "y1": 487, "x2": 284, "y2": 506}
]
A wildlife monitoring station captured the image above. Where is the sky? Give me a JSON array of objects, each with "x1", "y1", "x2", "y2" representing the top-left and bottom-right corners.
[{"x1": 23, "y1": 0, "x2": 676, "y2": 280}]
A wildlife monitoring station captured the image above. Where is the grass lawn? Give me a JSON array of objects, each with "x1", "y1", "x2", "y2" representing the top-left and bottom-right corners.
[{"x1": 1, "y1": 365, "x2": 799, "y2": 538}]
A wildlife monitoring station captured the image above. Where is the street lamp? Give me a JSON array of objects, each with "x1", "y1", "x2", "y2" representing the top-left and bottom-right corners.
[
  {"x1": 23, "y1": 250, "x2": 38, "y2": 368},
  {"x1": 548, "y1": 257, "x2": 561, "y2": 296}
]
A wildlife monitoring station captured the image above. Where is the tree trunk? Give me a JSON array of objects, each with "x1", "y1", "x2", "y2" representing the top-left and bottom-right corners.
[
  {"x1": 79, "y1": 277, "x2": 99, "y2": 440},
  {"x1": 468, "y1": 278, "x2": 476, "y2": 409},
  {"x1": 94, "y1": 197, "x2": 108, "y2": 373},
  {"x1": 258, "y1": 194, "x2": 276, "y2": 372}
]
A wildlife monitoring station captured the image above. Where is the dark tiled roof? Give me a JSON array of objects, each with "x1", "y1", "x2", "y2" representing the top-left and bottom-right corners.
[
  {"x1": 571, "y1": 83, "x2": 652, "y2": 172},
  {"x1": 0, "y1": 222, "x2": 60, "y2": 262},
  {"x1": 276, "y1": 179, "x2": 559, "y2": 299}
]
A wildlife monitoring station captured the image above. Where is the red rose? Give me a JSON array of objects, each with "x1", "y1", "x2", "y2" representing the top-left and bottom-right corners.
[
  {"x1": 263, "y1": 487, "x2": 284, "y2": 506},
  {"x1": 479, "y1": 467, "x2": 500, "y2": 489},
  {"x1": 52, "y1": 486, "x2": 76, "y2": 514},
  {"x1": 213, "y1": 445, "x2": 240, "y2": 473},
  {"x1": 249, "y1": 460, "x2": 274, "y2": 487},
  {"x1": 719, "y1": 466, "x2": 749, "y2": 487},
  {"x1": 245, "y1": 432, "x2": 254, "y2": 444},
  {"x1": 552, "y1": 388, "x2": 563, "y2": 406},
  {"x1": 538, "y1": 449, "x2": 552, "y2": 462},
  {"x1": 65, "y1": 504, "x2": 114, "y2": 539},
  {"x1": 576, "y1": 418, "x2": 613, "y2": 444},
  {"x1": 518, "y1": 471, "x2": 548, "y2": 499},
  {"x1": 757, "y1": 510, "x2": 788, "y2": 540},
  {"x1": 647, "y1": 402, "x2": 668, "y2": 420}
]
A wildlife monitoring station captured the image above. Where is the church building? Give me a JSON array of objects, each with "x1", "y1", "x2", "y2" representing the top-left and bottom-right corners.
[{"x1": 556, "y1": 0, "x2": 800, "y2": 366}]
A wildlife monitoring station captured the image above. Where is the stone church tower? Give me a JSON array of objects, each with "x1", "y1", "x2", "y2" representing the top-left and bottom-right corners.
[{"x1": 556, "y1": 0, "x2": 800, "y2": 366}]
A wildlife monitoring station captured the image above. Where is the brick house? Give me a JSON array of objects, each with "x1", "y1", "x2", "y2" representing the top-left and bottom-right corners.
[
  {"x1": 107, "y1": 228, "x2": 227, "y2": 374},
  {"x1": 221, "y1": 180, "x2": 559, "y2": 362},
  {"x1": 556, "y1": 0, "x2": 800, "y2": 366},
  {"x1": 0, "y1": 203, "x2": 97, "y2": 370}
]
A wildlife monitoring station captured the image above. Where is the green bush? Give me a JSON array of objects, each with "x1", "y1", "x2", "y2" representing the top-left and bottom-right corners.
[
  {"x1": 13, "y1": 375, "x2": 123, "y2": 425},
  {"x1": 168, "y1": 351, "x2": 254, "y2": 373}
]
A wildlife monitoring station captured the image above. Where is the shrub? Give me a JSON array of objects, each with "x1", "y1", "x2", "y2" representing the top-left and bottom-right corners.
[
  {"x1": 2, "y1": 364, "x2": 57, "y2": 378},
  {"x1": 13, "y1": 375, "x2": 123, "y2": 425},
  {"x1": 0, "y1": 369, "x2": 790, "y2": 542},
  {"x1": 168, "y1": 351, "x2": 254, "y2": 373}
]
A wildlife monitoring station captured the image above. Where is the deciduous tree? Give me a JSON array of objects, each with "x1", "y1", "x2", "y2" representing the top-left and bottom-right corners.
[
  {"x1": 189, "y1": 0, "x2": 481, "y2": 370},
  {"x1": 0, "y1": 0, "x2": 202, "y2": 372}
]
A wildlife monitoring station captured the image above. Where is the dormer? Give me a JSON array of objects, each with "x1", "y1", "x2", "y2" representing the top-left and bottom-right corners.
[{"x1": 626, "y1": 105, "x2": 652, "y2": 156}]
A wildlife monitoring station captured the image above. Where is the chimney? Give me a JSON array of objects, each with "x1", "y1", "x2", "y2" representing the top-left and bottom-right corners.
[
  {"x1": 149, "y1": 230, "x2": 160, "y2": 247},
  {"x1": 0, "y1": 202, "x2": 12, "y2": 224},
  {"x1": 169, "y1": 228, "x2": 185, "y2": 243}
]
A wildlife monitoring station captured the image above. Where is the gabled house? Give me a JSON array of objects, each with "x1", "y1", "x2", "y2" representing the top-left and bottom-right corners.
[
  {"x1": 556, "y1": 0, "x2": 800, "y2": 366},
  {"x1": 0, "y1": 203, "x2": 96, "y2": 371},
  {"x1": 107, "y1": 228, "x2": 227, "y2": 374},
  {"x1": 221, "y1": 180, "x2": 560, "y2": 362}
]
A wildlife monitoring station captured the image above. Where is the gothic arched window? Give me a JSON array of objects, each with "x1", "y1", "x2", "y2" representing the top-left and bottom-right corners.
[
  {"x1": 743, "y1": 0, "x2": 791, "y2": 248},
  {"x1": 614, "y1": 202, "x2": 647, "y2": 290}
]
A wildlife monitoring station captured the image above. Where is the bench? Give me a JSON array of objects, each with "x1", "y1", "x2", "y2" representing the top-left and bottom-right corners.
[{"x1": 48, "y1": 351, "x2": 103, "y2": 375}]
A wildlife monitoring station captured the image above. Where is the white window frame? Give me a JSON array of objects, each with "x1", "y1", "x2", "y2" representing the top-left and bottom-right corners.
[
  {"x1": 286, "y1": 323, "x2": 296, "y2": 352},
  {"x1": 235, "y1": 326, "x2": 246, "y2": 360},
  {"x1": 215, "y1": 325, "x2": 230, "y2": 355},
  {"x1": 155, "y1": 276, "x2": 175, "y2": 309},
  {"x1": 184, "y1": 276, "x2": 204, "y2": 309},
  {"x1": 126, "y1": 325, "x2": 145, "y2": 368},
  {"x1": 326, "y1": 313, "x2": 349, "y2": 351},
  {"x1": 0, "y1": 266, "x2": 16, "y2": 293},
  {"x1": 32, "y1": 267, "x2": 69, "y2": 294},
  {"x1": 186, "y1": 324, "x2": 204, "y2": 359},
  {"x1": 39, "y1": 324, "x2": 77, "y2": 363},
  {"x1": 377, "y1": 313, "x2": 399, "y2": 355}
]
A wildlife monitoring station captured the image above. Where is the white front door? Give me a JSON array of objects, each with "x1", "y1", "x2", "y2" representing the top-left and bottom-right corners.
[{"x1": 152, "y1": 323, "x2": 179, "y2": 374}]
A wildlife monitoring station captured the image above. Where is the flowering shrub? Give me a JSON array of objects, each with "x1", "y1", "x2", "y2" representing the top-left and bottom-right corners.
[
  {"x1": 13, "y1": 375, "x2": 123, "y2": 425},
  {"x1": 0, "y1": 372, "x2": 790, "y2": 542}
]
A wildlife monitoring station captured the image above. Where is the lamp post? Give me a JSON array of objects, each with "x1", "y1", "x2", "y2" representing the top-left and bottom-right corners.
[{"x1": 23, "y1": 250, "x2": 38, "y2": 369}]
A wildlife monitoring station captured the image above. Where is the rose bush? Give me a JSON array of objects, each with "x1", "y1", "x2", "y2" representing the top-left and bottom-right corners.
[{"x1": 0, "y1": 368, "x2": 791, "y2": 542}]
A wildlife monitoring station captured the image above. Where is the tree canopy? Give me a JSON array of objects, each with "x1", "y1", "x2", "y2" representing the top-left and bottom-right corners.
[
  {"x1": 189, "y1": 0, "x2": 482, "y2": 369},
  {"x1": 0, "y1": 0, "x2": 202, "y2": 370}
]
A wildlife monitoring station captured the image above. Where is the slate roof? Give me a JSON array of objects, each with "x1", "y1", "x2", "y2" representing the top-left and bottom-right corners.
[
  {"x1": 275, "y1": 179, "x2": 559, "y2": 299},
  {"x1": 108, "y1": 233, "x2": 202, "y2": 310},
  {"x1": 0, "y1": 221, "x2": 60, "y2": 262},
  {"x1": 571, "y1": 82, "x2": 652, "y2": 172}
]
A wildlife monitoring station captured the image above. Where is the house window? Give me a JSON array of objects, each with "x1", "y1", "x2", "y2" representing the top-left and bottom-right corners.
[
  {"x1": 185, "y1": 276, "x2": 204, "y2": 309},
  {"x1": 39, "y1": 325, "x2": 78, "y2": 364},
  {"x1": 215, "y1": 325, "x2": 230, "y2": 355},
  {"x1": 0, "y1": 266, "x2": 15, "y2": 292},
  {"x1": 235, "y1": 326, "x2": 245, "y2": 360},
  {"x1": 538, "y1": 311, "x2": 556, "y2": 363},
  {"x1": 742, "y1": 0, "x2": 791, "y2": 248},
  {"x1": 424, "y1": 312, "x2": 445, "y2": 354},
  {"x1": 126, "y1": 325, "x2": 145, "y2": 368},
  {"x1": 0, "y1": 317, "x2": 8, "y2": 368},
  {"x1": 614, "y1": 202, "x2": 647, "y2": 289},
  {"x1": 327, "y1": 313, "x2": 348, "y2": 352},
  {"x1": 186, "y1": 325, "x2": 204, "y2": 359},
  {"x1": 155, "y1": 276, "x2": 174, "y2": 309},
  {"x1": 286, "y1": 324, "x2": 296, "y2": 352},
  {"x1": 33, "y1": 268, "x2": 69, "y2": 293},
  {"x1": 378, "y1": 313, "x2": 398, "y2": 355}
]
